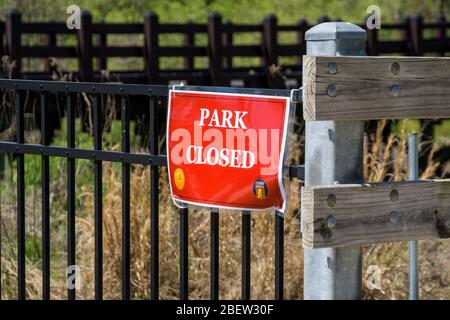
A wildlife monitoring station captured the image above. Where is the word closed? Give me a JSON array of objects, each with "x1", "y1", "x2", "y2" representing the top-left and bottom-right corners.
[{"x1": 167, "y1": 90, "x2": 290, "y2": 212}]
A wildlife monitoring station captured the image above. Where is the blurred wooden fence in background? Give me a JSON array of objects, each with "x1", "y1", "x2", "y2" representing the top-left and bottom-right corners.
[{"x1": 0, "y1": 10, "x2": 449, "y2": 88}]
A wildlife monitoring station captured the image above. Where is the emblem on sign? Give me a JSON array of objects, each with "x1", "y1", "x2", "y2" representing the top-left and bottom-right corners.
[
  {"x1": 167, "y1": 89, "x2": 291, "y2": 212},
  {"x1": 253, "y1": 179, "x2": 268, "y2": 200}
]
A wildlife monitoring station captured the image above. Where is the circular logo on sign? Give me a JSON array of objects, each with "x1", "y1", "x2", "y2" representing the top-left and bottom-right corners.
[
  {"x1": 174, "y1": 168, "x2": 185, "y2": 190},
  {"x1": 253, "y1": 179, "x2": 268, "y2": 200}
]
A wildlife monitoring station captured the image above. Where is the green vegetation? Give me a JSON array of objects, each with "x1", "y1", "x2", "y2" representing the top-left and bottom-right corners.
[{"x1": 1, "y1": 0, "x2": 448, "y2": 24}]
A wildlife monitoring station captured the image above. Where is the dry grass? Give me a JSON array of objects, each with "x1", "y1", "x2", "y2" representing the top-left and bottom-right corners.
[{"x1": 0, "y1": 113, "x2": 449, "y2": 300}]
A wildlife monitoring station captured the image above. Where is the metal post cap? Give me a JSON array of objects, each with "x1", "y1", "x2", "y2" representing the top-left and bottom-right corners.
[{"x1": 305, "y1": 22, "x2": 367, "y2": 41}]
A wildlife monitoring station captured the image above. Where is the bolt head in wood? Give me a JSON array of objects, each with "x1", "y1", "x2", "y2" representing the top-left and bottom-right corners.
[
  {"x1": 391, "y1": 62, "x2": 400, "y2": 75},
  {"x1": 328, "y1": 62, "x2": 337, "y2": 74},
  {"x1": 390, "y1": 189, "x2": 399, "y2": 202},
  {"x1": 391, "y1": 84, "x2": 401, "y2": 97},
  {"x1": 327, "y1": 84, "x2": 337, "y2": 97},
  {"x1": 327, "y1": 194, "x2": 337, "y2": 207},
  {"x1": 325, "y1": 215, "x2": 337, "y2": 229},
  {"x1": 389, "y1": 211, "x2": 399, "y2": 223}
]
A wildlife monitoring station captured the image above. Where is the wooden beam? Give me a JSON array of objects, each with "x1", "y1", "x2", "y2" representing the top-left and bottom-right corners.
[
  {"x1": 301, "y1": 180, "x2": 450, "y2": 249},
  {"x1": 302, "y1": 55, "x2": 450, "y2": 121}
]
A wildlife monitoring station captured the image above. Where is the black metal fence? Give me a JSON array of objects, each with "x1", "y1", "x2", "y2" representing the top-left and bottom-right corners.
[{"x1": 0, "y1": 78, "x2": 303, "y2": 300}]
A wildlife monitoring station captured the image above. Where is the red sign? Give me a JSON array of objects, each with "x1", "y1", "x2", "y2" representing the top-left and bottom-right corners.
[{"x1": 167, "y1": 90, "x2": 290, "y2": 212}]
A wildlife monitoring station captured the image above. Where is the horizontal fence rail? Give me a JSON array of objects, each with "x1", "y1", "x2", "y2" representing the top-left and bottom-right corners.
[
  {"x1": 0, "y1": 79, "x2": 304, "y2": 300},
  {"x1": 1, "y1": 11, "x2": 449, "y2": 88},
  {"x1": 302, "y1": 55, "x2": 450, "y2": 121},
  {"x1": 301, "y1": 180, "x2": 450, "y2": 249}
]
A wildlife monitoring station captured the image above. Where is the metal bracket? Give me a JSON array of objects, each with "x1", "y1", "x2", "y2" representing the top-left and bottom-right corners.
[
  {"x1": 290, "y1": 88, "x2": 302, "y2": 104},
  {"x1": 289, "y1": 164, "x2": 305, "y2": 180},
  {"x1": 169, "y1": 81, "x2": 185, "y2": 91}
]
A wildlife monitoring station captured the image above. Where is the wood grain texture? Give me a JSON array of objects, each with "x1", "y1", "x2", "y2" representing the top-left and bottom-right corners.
[
  {"x1": 302, "y1": 55, "x2": 450, "y2": 121},
  {"x1": 301, "y1": 180, "x2": 450, "y2": 248}
]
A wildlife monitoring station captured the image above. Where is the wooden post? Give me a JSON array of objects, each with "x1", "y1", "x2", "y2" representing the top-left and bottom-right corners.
[
  {"x1": 5, "y1": 9, "x2": 22, "y2": 76},
  {"x1": 78, "y1": 11, "x2": 93, "y2": 81},
  {"x1": 0, "y1": 21, "x2": 4, "y2": 58},
  {"x1": 222, "y1": 20, "x2": 232, "y2": 68},
  {"x1": 296, "y1": 19, "x2": 309, "y2": 66},
  {"x1": 144, "y1": 12, "x2": 159, "y2": 84},
  {"x1": 43, "y1": 23, "x2": 56, "y2": 72},
  {"x1": 435, "y1": 15, "x2": 447, "y2": 57},
  {"x1": 318, "y1": 16, "x2": 330, "y2": 24},
  {"x1": 409, "y1": 14, "x2": 423, "y2": 56},
  {"x1": 95, "y1": 32, "x2": 107, "y2": 71},
  {"x1": 403, "y1": 16, "x2": 412, "y2": 55},
  {"x1": 365, "y1": 18, "x2": 378, "y2": 56},
  {"x1": 262, "y1": 15, "x2": 283, "y2": 88},
  {"x1": 207, "y1": 13, "x2": 223, "y2": 86},
  {"x1": 183, "y1": 20, "x2": 195, "y2": 70}
]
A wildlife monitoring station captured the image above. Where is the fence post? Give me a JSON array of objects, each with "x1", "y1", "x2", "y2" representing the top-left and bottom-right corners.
[
  {"x1": 303, "y1": 22, "x2": 367, "y2": 300},
  {"x1": 296, "y1": 19, "x2": 309, "y2": 66},
  {"x1": 43, "y1": 22, "x2": 56, "y2": 72},
  {"x1": 78, "y1": 11, "x2": 93, "y2": 81},
  {"x1": 365, "y1": 17, "x2": 378, "y2": 56},
  {"x1": 183, "y1": 20, "x2": 195, "y2": 70},
  {"x1": 144, "y1": 12, "x2": 159, "y2": 84},
  {"x1": 408, "y1": 14, "x2": 423, "y2": 56},
  {"x1": 435, "y1": 15, "x2": 447, "y2": 57},
  {"x1": 318, "y1": 16, "x2": 330, "y2": 24},
  {"x1": 222, "y1": 20, "x2": 232, "y2": 68},
  {"x1": 207, "y1": 13, "x2": 223, "y2": 85},
  {"x1": 408, "y1": 133, "x2": 419, "y2": 300},
  {"x1": 95, "y1": 32, "x2": 107, "y2": 71},
  {"x1": 5, "y1": 9, "x2": 21, "y2": 76},
  {"x1": 262, "y1": 15, "x2": 283, "y2": 89}
]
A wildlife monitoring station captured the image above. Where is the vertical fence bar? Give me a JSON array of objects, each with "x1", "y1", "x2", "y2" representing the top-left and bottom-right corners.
[
  {"x1": 210, "y1": 208, "x2": 219, "y2": 300},
  {"x1": 40, "y1": 91, "x2": 50, "y2": 300},
  {"x1": 408, "y1": 133, "x2": 419, "y2": 300},
  {"x1": 303, "y1": 22, "x2": 366, "y2": 300},
  {"x1": 93, "y1": 92, "x2": 103, "y2": 300},
  {"x1": 149, "y1": 95, "x2": 160, "y2": 300},
  {"x1": 274, "y1": 211, "x2": 284, "y2": 300},
  {"x1": 66, "y1": 92, "x2": 76, "y2": 300},
  {"x1": 180, "y1": 207, "x2": 189, "y2": 300},
  {"x1": 241, "y1": 211, "x2": 251, "y2": 300},
  {"x1": 121, "y1": 94, "x2": 131, "y2": 300},
  {"x1": 15, "y1": 89, "x2": 25, "y2": 300}
]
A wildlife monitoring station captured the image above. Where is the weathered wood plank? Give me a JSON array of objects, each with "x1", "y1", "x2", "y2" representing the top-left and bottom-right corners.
[
  {"x1": 301, "y1": 180, "x2": 450, "y2": 248},
  {"x1": 302, "y1": 55, "x2": 450, "y2": 121}
]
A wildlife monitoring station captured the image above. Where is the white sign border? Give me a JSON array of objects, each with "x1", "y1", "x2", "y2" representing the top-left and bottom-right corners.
[{"x1": 166, "y1": 89, "x2": 291, "y2": 213}]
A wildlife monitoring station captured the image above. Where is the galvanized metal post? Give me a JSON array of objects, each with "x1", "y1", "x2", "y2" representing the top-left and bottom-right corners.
[
  {"x1": 408, "y1": 133, "x2": 419, "y2": 300},
  {"x1": 303, "y1": 22, "x2": 367, "y2": 300}
]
